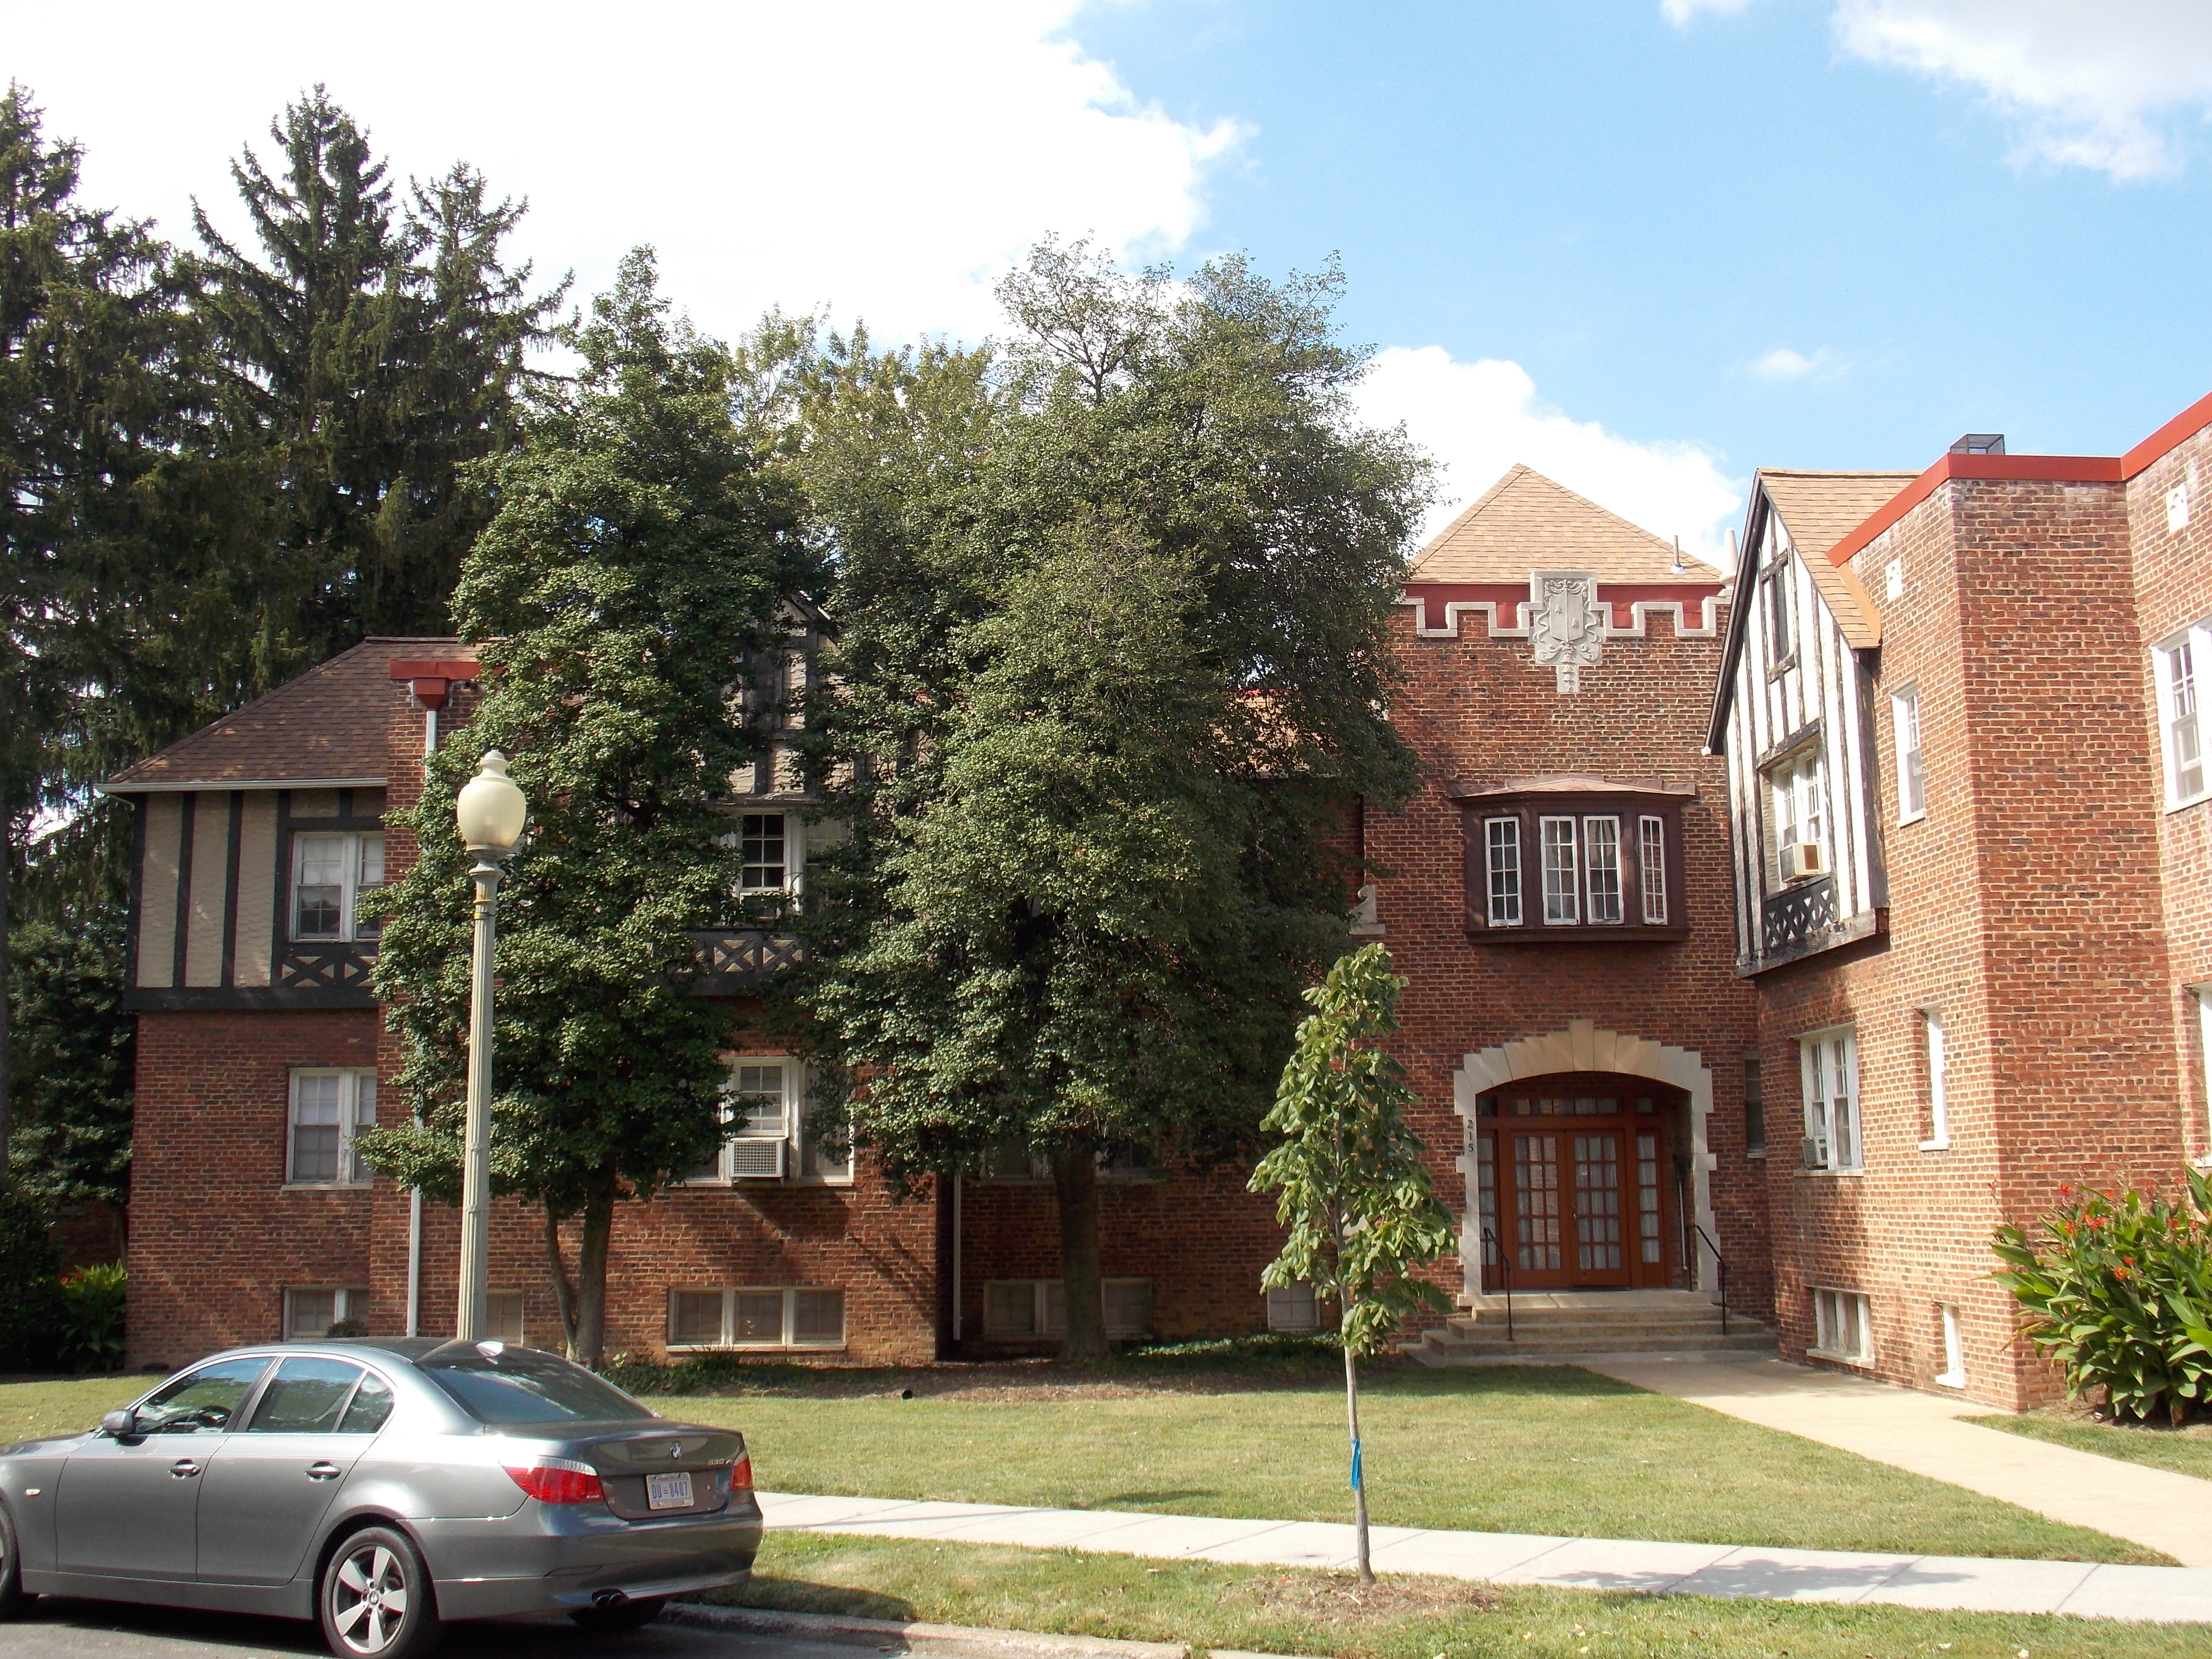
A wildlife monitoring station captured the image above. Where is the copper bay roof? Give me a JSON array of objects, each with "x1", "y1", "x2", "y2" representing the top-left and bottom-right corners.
[
  {"x1": 103, "y1": 637, "x2": 468, "y2": 793},
  {"x1": 1407, "y1": 464, "x2": 1723, "y2": 585}
]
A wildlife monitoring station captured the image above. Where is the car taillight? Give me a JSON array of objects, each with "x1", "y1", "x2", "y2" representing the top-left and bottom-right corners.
[
  {"x1": 729, "y1": 1452, "x2": 753, "y2": 1491},
  {"x1": 504, "y1": 1458, "x2": 605, "y2": 1504}
]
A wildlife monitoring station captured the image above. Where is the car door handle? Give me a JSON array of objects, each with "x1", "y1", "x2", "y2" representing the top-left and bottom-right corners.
[
  {"x1": 306, "y1": 1462, "x2": 342, "y2": 1481},
  {"x1": 169, "y1": 1459, "x2": 201, "y2": 1479}
]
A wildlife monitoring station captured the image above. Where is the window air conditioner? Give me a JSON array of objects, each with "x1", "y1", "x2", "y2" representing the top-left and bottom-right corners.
[
  {"x1": 1784, "y1": 841, "x2": 1826, "y2": 880},
  {"x1": 726, "y1": 1138, "x2": 787, "y2": 1180},
  {"x1": 1801, "y1": 1136, "x2": 1824, "y2": 1170}
]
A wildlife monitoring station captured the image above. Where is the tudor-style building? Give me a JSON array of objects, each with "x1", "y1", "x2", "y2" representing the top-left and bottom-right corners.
[{"x1": 1712, "y1": 392, "x2": 2212, "y2": 1408}]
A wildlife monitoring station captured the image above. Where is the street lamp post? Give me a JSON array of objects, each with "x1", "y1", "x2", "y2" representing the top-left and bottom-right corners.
[{"x1": 454, "y1": 749, "x2": 528, "y2": 1342}]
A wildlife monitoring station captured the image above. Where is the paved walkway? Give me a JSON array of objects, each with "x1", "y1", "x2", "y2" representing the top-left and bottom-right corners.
[
  {"x1": 1584, "y1": 1354, "x2": 2212, "y2": 1566},
  {"x1": 760, "y1": 1492, "x2": 2212, "y2": 1623}
]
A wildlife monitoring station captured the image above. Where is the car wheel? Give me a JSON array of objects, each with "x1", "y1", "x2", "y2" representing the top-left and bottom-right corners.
[
  {"x1": 318, "y1": 1525, "x2": 441, "y2": 1659},
  {"x1": 570, "y1": 1594, "x2": 667, "y2": 1634},
  {"x1": 0, "y1": 1500, "x2": 33, "y2": 1620}
]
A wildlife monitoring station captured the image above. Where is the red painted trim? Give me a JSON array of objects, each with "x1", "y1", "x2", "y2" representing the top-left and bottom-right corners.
[
  {"x1": 2121, "y1": 386, "x2": 2212, "y2": 479},
  {"x1": 388, "y1": 658, "x2": 479, "y2": 680}
]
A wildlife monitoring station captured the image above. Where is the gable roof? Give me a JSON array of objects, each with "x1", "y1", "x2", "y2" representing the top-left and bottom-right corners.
[
  {"x1": 1757, "y1": 469, "x2": 1916, "y2": 653},
  {"x1": 1407, "y1": 464, "x2": 1721, "y2": 585},
  {"x1": 103, "y1": 637, "x2": 466, "y2": 793}
]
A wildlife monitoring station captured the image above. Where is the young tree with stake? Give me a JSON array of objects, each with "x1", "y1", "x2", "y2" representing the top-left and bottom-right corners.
[{"x1": 1250, "y1": 942, "x2": 1454, "y2": 1583}]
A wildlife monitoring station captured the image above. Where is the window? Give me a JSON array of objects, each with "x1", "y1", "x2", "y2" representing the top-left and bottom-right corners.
[
  {"x1": 1920, "y1": 1010, "x2": 1949, "y2": 1149},
  {"x1": 1892, "y1": 688, "x2": 1926, "y2": 821},
  {"x1": 1485, "y1": 818, "x2": 1522, "y2": 926},
  {"x1": 284, "y1": 1286, "x2": 370, "y2": 1340},
  {"x1": 292, "y1": 831, "x2": 385, "y2": 942},
  {"x1": 739, "y1": 812, "x2": 789, "y2": 894},
  {"x1": 289, "y1": 1070, "x2": 377, "y2": 1185},
  {"x1": 1936, "y1": 1303, "x2": 1966, "y2": 1388},
  {"x1": 1540, "y1": 817, "x2": 1578, "y2": 925},
  {"x1": 1769, "y1": 751, "x2": 1824, "y2": 882},
  {"x1": 666, "y1": 1286, "x2": 846, "y2": 1350},
  {"x1": 1635, "y1": 1131, "x2": 1661, "y2": 1264},
  {"x1": 1638, "y1": 817, "x2": 1667, "y2": 925},
  {"x1": 2160, "y1": 633, "x2": 2207, "y2": 805},
  {"x1": 983, "y1": 1279, "x2": 1152, "y2": 1340},
  {"x1": 247, "y1": 1358, "x2": 366, "y2": 1434},
  {"x1": 135, "y1": 1358, "x2": 271, "y2": 1434},
  {"x1": 1800, "y1": 1030, "x2": 1859, "y2": 1172},
  {"x1": 1583, "y1": 816, "x2": 1623, "y2": 925},
  {"x1": 685, "y1": 1058, "x2": 845, "y2": 1184},
  {"x1": 1811, "y1": 1287, "x2": 1872, "y2": 1362},
  {"x1": 1743, "y1": 1056, "x2": 1766, "y2": 1156},
  {"x1": 1763, "y1": 553, "x2": 1793, "y2": 663},
  {"x1": 1266, "y1": 1283, "x2": 1320, "y2": 1333},
  {"x1": 487, "y1": 1291, "x2": 526, "y2": 1346}
]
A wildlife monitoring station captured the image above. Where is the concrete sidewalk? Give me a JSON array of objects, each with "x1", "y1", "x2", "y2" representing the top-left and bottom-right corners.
[
  {"x1": 758, "y1": 1492, "x2": 2212, "y2": 1624},
  {"x1": 1584, "y1": 1354, "x2": 2212, "y2": 1566}
]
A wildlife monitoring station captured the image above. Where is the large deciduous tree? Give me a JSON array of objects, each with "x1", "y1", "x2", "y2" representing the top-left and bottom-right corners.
[
  {"x1": 361, "y1": 250, "x2": 813, "y2": 1366},
  {"x1": 802, "y1": 242, "x2": 1427, "y2": 1357}
]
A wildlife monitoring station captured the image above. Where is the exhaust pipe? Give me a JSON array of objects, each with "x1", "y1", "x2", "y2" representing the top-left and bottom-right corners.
[{"x1": 592, "y1": 1590, "x2": 629, "y2": 1611}]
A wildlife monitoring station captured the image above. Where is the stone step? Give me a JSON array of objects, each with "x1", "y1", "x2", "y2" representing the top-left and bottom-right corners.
[
  {"x1": 1416, "y1": 1327, "x2": 1778, "y2": 1361},
  {"x1": 1448, "y1": 1308, "x2": 1739, "y2": 1331}
]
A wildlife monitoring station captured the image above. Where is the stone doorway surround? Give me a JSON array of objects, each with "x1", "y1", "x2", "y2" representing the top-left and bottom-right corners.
[{"x1": 1452, "y1": 1019, "x2": 1718, "y2": 1307}]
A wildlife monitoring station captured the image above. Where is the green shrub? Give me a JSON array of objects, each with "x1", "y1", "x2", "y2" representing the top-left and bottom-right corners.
[
  {"x1": 58, "y1": 1261, "x2": 128, "y2": 1372},
  {"x1": 1992, "y1": 1168, "x2": 2212, "y2": 1425},
  {"x1": 0, "y1": 1182, "x2": 63, "y2": 1372}
]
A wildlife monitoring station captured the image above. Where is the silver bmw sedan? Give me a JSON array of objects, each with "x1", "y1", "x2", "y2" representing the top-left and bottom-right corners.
[{"x1": 0, "y1": 1337, "x2": 763, "y2": 1658}]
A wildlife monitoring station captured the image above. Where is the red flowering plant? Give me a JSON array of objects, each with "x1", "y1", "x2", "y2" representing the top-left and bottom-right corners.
[{"x1": 1991, "y1": 1168, "x2": 2212, "y2": 1426}]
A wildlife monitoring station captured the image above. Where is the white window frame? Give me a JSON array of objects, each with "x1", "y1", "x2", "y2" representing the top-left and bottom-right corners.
[
  {"x1": 1265, "y1": 1283, "x2": 1321, "y2": 1334},
  {"x1": 1485, "y1": 817, "x2": 1523, "y2": 926},
  {"x1": 2156, "y1": 624, "x2": 2211, "y2": 808},
  {"x1": 728, "y1": 810, "x2": 803, "y2": 899},
  {"x1": 1582, "y1": 815, "x2": 1623, "y2": 925},
  {"x1": 1540, "y1": 816, "x2": 1579, "y2": 925},
  {"x1": 291, "y1": 830, "x2": 385, "y2": 943},
  {"x1": 982, "y1": 1278, "x2": 1153, "y2": 1340},
  {"x1": 683, "y1": 1057, "x2": 850, "y2": 1186},
  {"x1": 1810, "y1": 1286, "x2": 1873, "y2": 1364},
  {"x1": 1892, "y1": 685, "x2": 1926, "y2": 823},
  {"x1": 1638, "y1": 815, "x2": 1667, "y2": 925},
  {"x1": 1799, "y1": 1027, "x2": 1860, "y2": 1172},
  {"x1": 1935, "y1": 1303, "x2": 1966, "y2": 1388},
  {"x1": 1919, "y1": 1009, "x2": 1949, "y2": 1150},
  {"x1": 486, "y1": 1290, "x2": 526, "y2": 1346},
  {"x1": 2196, "y1": 986, "x2": 2212, "y2": 1159},
  {"x1": 284, "y1": 1285, "x2": 370, "y2": 1340},
  {"x1": 1768, "y1": 749, "x2": 1825, "y2": 885},
  {"x1": 665, "y1": 1286, "x2": 846, "y2": 1351},
  {"x1": 287, "y1": 1069, "x2": 378, "y2": 1188}
]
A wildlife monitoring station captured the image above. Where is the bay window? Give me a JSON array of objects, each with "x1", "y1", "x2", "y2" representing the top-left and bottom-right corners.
[
  {"x1": 1541, "y1": 817, "x2": 1578, "y2": 925},
  {"x1": 1485, "y1": 818, "x2": 1522, "y2": 926},
  {"x1": 1455, "y1": 781, "x2": 1687, "y2": 941}
]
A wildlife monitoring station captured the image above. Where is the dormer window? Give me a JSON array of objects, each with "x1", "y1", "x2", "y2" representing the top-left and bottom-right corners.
[{"x1": 1456, "y1": 777, "x2": 1690, "y2": 943}]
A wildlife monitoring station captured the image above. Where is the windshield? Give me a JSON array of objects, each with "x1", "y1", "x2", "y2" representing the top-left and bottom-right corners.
[{"x1": 418, "y1": 1343, "x2": 656, "y2": 1425}]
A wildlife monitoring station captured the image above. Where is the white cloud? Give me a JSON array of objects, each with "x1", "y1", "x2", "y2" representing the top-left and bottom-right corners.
[
  {"x1": 1351, "y1": 347, "x2": 1745, "y2": 567},
  {"x1": 5, "y1": 1, "x2": 1245, "y2": 343},
  {"x1": 1834, "y1": 1, "x2": 2212, "y2": 180},
  {"x1": 1661, "y1": 0, "x2": 1759, "y2": 24},
  {"x1": 1746, "y1": 346, "x2": 1845, "y2": 381}
]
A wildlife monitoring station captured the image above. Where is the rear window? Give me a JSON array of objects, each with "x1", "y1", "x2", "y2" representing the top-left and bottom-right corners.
[{"x1": 418, "y1": 1343, "x2": 656, "y2": 1425}]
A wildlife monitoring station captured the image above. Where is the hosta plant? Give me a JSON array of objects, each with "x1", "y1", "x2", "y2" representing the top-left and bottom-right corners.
[
  {"x1": 1991, "y1": 1168, "x2": 2212, "y2": 1426},
  {"x1": 57, "y1": 1261, "x2": 128, "y2": 1374}
]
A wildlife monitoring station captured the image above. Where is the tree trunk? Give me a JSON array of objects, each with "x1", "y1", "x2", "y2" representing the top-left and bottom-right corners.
[
  {"x1": 1345, "y1": 1320, "x2": 1371, "y2": 1584},
  {"x1": 541, "y1": 1203, "x2": 579, "y2": 1356},
  {"x1": 571, "y1": 1180, "x2": 616, "y2": 1368},
  {"x1": 1053, "y1": 1142, "x2": 1107, "y2": 1360},
  {"x1": 0, "y1": 807, "x2": 13, "y2": 1172}
]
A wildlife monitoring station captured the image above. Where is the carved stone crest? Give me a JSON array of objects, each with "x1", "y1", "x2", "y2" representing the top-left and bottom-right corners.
[{"x1": 1528, "y1": 573, "x2": 1605, "y2": 692}]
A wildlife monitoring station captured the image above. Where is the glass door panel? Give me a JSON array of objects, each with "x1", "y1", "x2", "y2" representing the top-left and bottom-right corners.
[{"x1": 1571, "y1": 1133, "x2": 1631, "y2": 1286}]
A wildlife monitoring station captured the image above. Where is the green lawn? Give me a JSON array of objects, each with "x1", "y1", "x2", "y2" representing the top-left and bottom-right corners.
[
  {"x1": 710, "y1": 1531, "x2": 2212, "y2": 1659},
  {"x1": 1967, "y1": 1410, "x2": 2212, "y2": 1483},
  {"x1": 661, "y1": 1364, "x2": 2164, "y2": 1563},
  {"x1": 0, "y1": 1374, "x2": 161, "y2": 1444}
]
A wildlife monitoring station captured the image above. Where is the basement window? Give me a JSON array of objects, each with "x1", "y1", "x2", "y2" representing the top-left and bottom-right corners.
[
  {"x1": 667, "y1": 1286, "x2": 845, "y2": 1351},
  {"x1": 1810, "y1": 1287, "x2": 1872, "y2": 1364}
]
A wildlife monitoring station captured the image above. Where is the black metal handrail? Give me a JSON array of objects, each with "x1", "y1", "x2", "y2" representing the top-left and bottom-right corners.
[
  {"x1": 1479, "y1": 1226, "x2": 1514, "y2": 1342},
  {"x1": 1688, "y1": 1222, "x2": 1731, "y2": 1335}
]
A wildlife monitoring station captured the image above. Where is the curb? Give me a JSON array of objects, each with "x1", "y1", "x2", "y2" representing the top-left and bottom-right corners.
[{"x1": 664, "y1": 1600, "x2": 1306, "y2": 1659}]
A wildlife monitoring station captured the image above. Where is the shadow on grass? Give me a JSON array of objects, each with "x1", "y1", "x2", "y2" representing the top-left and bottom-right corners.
[
  {"x1": 708, "y1": 1576, "x2": 915, "y2": 1622},
  {"x1": 1096, "y1": 1489, "x2": 1223, "y2": 1504}
]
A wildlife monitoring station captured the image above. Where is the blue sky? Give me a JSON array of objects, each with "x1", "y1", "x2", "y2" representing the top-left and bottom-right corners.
[{"x1": 11, "y1": 1, "x2": 2212, "y2": 558}]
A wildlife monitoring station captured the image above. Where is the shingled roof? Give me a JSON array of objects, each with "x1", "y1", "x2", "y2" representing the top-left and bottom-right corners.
[
  {"x1": 1757, "y1": 470, "x2": 1918, "y2": 651},
  {"x1": 1406, "y1": 464, "x2": 1722, "y2": 584},
  {"x1": 104, "y1": 637, "x2": 465, "y2": 793}
]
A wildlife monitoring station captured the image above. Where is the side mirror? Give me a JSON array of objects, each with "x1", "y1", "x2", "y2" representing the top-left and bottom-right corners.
[{"x1": 102, "y1": 1407, "x2": 138, "y2": 1439}]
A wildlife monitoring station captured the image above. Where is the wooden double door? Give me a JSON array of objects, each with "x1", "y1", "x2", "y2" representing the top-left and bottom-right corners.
[{"x1": 1472, "y1": 1077, "x2": 1684, "y2": 1292}]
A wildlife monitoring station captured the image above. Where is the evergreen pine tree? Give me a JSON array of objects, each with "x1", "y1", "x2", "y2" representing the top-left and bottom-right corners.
[{"x1": 361, "y1": 251, "x2": 812, "y2": 1364}]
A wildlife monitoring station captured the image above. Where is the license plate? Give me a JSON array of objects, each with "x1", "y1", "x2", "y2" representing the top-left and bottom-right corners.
[{"x1": 646, "y1": 1471, "x2": 694, "y2": 1511}]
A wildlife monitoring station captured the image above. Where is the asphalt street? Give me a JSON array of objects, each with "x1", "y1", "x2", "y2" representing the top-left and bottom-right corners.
[{"x1": 0, "y1": 1599, "x2": 865, "y2": 1659}]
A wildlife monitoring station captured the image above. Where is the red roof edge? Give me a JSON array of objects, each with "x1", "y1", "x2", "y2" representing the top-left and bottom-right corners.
[
  {"x1": 1825, "y1": 387, "x2": 2212, "y2": 569},
  {"x1": 2121, "y1": 386, "x2": 2212, "y2": 480},
  {"x1": 388, "y1": 658, "x2": 479, "y2": 680}
]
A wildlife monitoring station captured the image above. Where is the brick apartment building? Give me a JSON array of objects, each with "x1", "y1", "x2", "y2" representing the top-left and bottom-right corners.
[
  {"x1": 1712, "y1": 389, "x2": 2212, "y2": 1408},
  {"x1": 99, "y1": 389, "x2": 2212, "y2": 1409}
]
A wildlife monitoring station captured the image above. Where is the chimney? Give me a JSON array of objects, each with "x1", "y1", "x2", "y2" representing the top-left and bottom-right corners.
[{"x1": 1949, "y1": 433, "x2": 2006, "y2": 456}]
